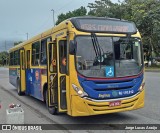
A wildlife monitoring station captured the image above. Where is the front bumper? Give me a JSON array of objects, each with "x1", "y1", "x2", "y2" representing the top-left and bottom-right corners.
[{"x1": 70, "y1": 90, "x2": 145, "y2": 116}]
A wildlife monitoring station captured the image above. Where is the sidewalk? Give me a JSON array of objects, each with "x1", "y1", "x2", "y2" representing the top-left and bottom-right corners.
[{"x1": 0, "y1": 86, "x2": 51, "y2": 124}]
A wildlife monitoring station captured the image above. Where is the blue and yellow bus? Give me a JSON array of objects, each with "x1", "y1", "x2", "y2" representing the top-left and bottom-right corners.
[{"x1": 9, "y1": 17, "x2": 145, "y2": 116}]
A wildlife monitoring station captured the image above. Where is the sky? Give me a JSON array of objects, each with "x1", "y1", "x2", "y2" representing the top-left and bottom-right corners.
[{"x1": 0, "y1": 0, "x2": 118, "y2": 51}]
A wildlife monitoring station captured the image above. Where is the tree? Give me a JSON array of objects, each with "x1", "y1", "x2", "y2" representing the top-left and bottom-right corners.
[
  {"x1": 88, "y1": 0, "x2": 160, "y2": 61},
  {"x1": 14, "y1": 41, "x2": 23, "y2": 46},
  {"x1": 0, "y1": 51, "x2": 9, "y2": 65},
  {"x1": 88, "y1": 0, "x2": 122, "y2": 19},
  {"x1": 56, "y1": 6, "x2": 87, "y2": 25},
  {"x1": 121, "y1": 0, "x2": 160, "y2": 60}
]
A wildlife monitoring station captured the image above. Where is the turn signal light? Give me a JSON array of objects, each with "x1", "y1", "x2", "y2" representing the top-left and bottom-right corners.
[{"x1": 139, "y1": 82, "x2": 145, "y2": 92}]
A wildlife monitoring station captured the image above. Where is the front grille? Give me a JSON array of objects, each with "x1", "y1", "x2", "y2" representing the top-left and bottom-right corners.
[
  {"x1": 93, "y1": 105, "x2": 133, "y2": 111},
  {"x1": 86, "y1": 97, "x2": 139, "y2": 112},
  {"x1": 94, "y1": 79, "x2": 133, "y2": 84},
  {"x1": 94, "y1": 86, "x2": 133, "y2": 91}
]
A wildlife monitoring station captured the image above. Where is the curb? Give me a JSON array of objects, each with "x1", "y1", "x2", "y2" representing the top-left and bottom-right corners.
[{"x1": 145, "y1": 69, "x2": 160, "y2": 72}]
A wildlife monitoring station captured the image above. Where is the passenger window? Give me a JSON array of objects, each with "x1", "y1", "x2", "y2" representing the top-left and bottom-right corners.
[
  {"x1": 27, "y1": 50, "x2": 30, "y2": 69},
  {"x1": 40, "y1": 38, "x2": 51, "y2": 65},
  {"x1": 10, "y1": 52, "x2": 14, "y2": 65},
  {"x1": 32, "y1": 41, "x2": 40, "y2": 66},
  {"x1": 14, "y1": 50, "x2": 20, "y2": 65},
  {"x1": 9, "y1": 51, "x2": 20, "y2": 66}
]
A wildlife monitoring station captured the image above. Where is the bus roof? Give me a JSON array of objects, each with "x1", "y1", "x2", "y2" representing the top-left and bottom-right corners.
[{"x1": 9, "y1": 16, "x2": 138, "y2": 52}]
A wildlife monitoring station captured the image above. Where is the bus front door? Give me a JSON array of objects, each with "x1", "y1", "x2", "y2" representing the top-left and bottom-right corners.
[{"x1": 47, "y1": 40, "x2": 67, "y2": 114}]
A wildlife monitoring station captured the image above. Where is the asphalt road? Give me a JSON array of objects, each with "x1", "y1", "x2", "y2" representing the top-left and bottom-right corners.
[{"x1": 0, "y1": 67, "x2": 159, "y2": 132}]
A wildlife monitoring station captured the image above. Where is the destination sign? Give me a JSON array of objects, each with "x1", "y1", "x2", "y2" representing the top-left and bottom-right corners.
[{"x1": 71, "y1": 18, "x2": 137, "y2": 34}]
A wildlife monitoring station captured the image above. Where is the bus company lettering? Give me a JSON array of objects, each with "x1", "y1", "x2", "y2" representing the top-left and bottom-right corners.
[
  {"x1": 81, "y1": 24, "x2": 128, "y2": 32},
  {"x1": 107, "y1": 85, "x2": 119, "y2": 88},
  {"x1": 118, "y1": 90, "x2": 134, "y2": 96},
  {"x1": 98, "y1": 93, "x2": 110, "y2": 98}
]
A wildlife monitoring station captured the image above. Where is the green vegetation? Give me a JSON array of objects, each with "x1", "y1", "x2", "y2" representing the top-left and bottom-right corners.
[
  {"x1": 0, "y1": 51, "x2": 9, "y2": 66},
  {"x1": 0, "y1": 41, "x2": 23, "y2": 66},
  {"x1": 145, "y1": 65, "x2": 160, "y2": 72},
  {"x1": 56, "y1": 0, "x2": 160, "y2": 63},
  {"x1": 14, "y1": 41, "x2": 23, "y2": 46},
  {"x1": 56, "y1": 6, "x2": 87, "y2": 25}
]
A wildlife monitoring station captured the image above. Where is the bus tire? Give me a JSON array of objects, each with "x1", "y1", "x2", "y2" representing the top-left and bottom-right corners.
[
  {"x1": 45, "y1": 90, "x2": 57, "y2": 115},
  {"x1": 17, "y1": 79, "x2": 24, "y2": 96}
]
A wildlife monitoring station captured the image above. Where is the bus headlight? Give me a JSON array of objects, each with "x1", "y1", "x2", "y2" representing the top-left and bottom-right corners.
[
  {"x1": 72, "y1": 84, "x2": 88, "y2": 97},
  {"x1": 139, "y1": 82, "x2": 145, "y2": 92}
]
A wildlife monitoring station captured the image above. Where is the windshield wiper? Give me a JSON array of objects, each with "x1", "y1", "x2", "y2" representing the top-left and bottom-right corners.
[{"x1": 91, "y1": 33, "x2": 103, "y2": 68}]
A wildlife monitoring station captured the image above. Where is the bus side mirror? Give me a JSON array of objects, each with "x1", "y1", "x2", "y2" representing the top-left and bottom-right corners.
[{"x1": 69, "y1": 40, "x2": 77, "y2": 55}]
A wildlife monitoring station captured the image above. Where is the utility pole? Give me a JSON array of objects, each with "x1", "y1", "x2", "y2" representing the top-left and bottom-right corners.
[
  {"x1": 26, "y1": 33, "x2": 28, "y2": 40},
  {"x1": 5, "y1": 40, "x2": 6, "y2": 51},
  {"x1": 4, "y1": 40, "x2": 7, "y2": 65},
  {"x1": 51, "y1": 9, "x2": 55, "y2": 26}
]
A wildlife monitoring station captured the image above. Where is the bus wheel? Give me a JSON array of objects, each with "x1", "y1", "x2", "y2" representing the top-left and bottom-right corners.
[
  {"x1": 17, "y1": 79, "x2": 23, "y2": 96},
  {"x1": 45, "y1": 90, "x2": 57, "y2": 115}
]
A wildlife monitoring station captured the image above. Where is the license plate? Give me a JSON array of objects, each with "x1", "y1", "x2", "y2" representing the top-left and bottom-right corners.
[{"x1": 109, "y1": 101, "x2": 121, "y2": 107}]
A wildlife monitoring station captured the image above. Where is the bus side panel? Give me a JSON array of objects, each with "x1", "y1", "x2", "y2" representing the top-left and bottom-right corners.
[
  {"x1": 9, "y1": 67, "x2": 19, "y2": 87},
  {"x1": 26, "y1": 68, "x2": 43, "y2": 101},
  {"x1": 40, "y1": 69, "x2": 47, "y2": 101}
]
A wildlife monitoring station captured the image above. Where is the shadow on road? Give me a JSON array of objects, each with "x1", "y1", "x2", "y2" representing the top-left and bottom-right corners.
[{"x1": 10, "y1": 87, "x2": 138, "y2": 124}]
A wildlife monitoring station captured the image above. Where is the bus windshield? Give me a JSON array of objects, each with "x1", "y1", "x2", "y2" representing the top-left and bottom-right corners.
[{"x1": 75, "y1": 36, "x2": 143, "y2": 78}]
